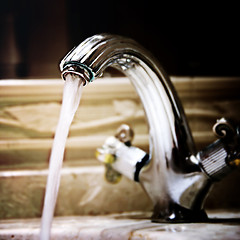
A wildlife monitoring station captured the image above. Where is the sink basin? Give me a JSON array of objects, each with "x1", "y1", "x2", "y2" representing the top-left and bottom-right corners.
[
  {"x1": 0, "y1": 211, "x2": 240, "y2": 240},
  {"x1": 0, "y1": 78, "x2": 240, "y2": 239}
]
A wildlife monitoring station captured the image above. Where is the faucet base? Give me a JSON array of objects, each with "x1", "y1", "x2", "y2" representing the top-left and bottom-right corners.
[{"x1": 151, "y1": 203, "x2": 208, "y2": 223}]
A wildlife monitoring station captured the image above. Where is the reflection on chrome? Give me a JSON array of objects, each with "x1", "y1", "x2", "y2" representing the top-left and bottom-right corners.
[{"x1": 60, "y1": 34, "x2": 240, "y2": 222}]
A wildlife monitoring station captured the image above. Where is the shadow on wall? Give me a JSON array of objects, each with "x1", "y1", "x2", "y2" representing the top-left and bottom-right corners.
[
  {"x1": 0, "y1": 0, "x2": 68, "y2": 78},
  {"x1": 0, "y1": 1, "x2": 240, "y2": 78}
]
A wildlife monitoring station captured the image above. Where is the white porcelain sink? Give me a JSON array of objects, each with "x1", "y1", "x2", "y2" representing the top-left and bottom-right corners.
[{"x1": 0, "y1": 211, "x2": 240, "y2": 240}]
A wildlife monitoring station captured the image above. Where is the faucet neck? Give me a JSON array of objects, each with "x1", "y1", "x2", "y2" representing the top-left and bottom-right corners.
[
  {"x1": 60, "y1": 34, "x2": 196, "y2": 160},
  {"x1": 60, "y1": 34, "x2": 202, "y2": 221}
]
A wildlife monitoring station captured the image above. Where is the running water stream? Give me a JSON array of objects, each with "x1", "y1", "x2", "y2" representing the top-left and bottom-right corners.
[{"x1": 40, "y1": 74, "x2": 83, "y2": 240}]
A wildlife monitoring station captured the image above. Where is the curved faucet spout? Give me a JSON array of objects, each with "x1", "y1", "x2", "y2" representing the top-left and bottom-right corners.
[
  {"x1": 60, "y1": 34, "x2": 195, "y2": 152},
  {"x1": 60, "y1": 34, "x2": 210, "y2": 222}
]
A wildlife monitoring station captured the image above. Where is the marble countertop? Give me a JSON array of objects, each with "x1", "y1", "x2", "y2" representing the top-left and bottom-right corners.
[{"x1": 0, "y1": 211, "x2": 240, "y2": 240}]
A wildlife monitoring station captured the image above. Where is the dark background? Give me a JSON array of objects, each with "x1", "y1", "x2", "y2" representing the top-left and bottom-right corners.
[{"x1": 1, "y1": 0, "x2": 240, "y2": 78}]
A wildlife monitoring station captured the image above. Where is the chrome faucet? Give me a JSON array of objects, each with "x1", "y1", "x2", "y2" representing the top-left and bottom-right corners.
[{"x1": 60, "y1": 34, "x2": 240, "y2": 222}]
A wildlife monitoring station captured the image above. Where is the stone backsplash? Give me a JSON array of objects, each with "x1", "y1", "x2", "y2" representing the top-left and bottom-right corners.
[{"x1": 0, "y1": 77, "x2": 240, "y2": 218}]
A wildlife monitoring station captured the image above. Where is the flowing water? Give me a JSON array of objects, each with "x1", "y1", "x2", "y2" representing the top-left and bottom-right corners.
[{"x1": 40, "y1": 74, "x2": 83, "y2": 240}]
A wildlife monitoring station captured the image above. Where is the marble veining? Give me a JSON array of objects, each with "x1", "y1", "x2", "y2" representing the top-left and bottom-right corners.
[{"x1": 0, "y1": 211, "x2": 240, "y2": 240}]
